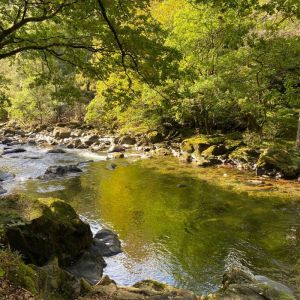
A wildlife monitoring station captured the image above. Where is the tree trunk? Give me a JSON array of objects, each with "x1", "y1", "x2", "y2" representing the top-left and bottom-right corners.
[{"x1": 296, "y1": 111, "x2": 300, "y2": 149}]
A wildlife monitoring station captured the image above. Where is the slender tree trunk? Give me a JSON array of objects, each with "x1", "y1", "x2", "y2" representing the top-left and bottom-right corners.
[{"x1": 296, "y1": 111, "x2": 300, "y2": 149}]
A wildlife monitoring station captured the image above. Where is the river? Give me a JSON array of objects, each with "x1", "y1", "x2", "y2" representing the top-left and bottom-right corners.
[{"x1": 1, "y1": 143, "x2": 300, "y2": 295}]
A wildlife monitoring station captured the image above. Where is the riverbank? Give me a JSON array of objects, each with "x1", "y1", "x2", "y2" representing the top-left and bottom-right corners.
[{"x1": 0, "y1": 121, "x2": 299, "y2": 183}]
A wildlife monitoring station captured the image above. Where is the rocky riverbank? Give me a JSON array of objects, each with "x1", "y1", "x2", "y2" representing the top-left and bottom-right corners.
[{"x1": 0, "y1": 122, "x2": 299, "y2": 183}]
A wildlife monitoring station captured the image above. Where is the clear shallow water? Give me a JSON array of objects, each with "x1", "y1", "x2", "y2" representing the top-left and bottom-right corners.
[{"x1": 2, "y1": 145, "x2": 300, "y2": 295}]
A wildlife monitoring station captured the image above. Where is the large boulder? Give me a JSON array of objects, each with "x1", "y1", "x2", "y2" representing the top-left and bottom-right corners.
[
  {"x1": 256, "y1": 148, "x2": 300, "y2": 179},
  {"x1": 53, "y1": 127, "x2": 71, "y2": 139},
  {"x1": 5, "y1": 198, "x2": 93, "y2": 266},
  {"x1": 181, "y1": 135, "x2": 225, "y2": 154}
]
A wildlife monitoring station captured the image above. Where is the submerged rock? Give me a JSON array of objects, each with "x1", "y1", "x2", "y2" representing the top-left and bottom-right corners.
[
  {"x1": 46, "y1": 148, "x2": 66, "y2": 154},
  {"x1": 106, "y1": 163, "x2": 117, "y2": 170}
]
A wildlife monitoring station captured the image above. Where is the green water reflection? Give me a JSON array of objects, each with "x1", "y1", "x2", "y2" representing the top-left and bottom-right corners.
[{"x1": 22, "y1": 159, "x2": 300, "y2": 294}]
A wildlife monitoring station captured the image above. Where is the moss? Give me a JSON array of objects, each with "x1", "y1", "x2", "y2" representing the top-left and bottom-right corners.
[
  {"x1": 181, "y1": 134, "x2": 225, "y2": 154},
  {"x1": 0, "y1": 195, "x2": 92, "y2": 267},
  {"x1": 0, "y1": 249, "x2": 39, "y2": 295},
  {"x1": 257, "y1": 148, "x2": 300, "y2": 178},
  {"x1": 230, "y1": 147, "x2": 260, "y2": 163},
  {"x1": 133, "y1": 279, "x2": 167, "y2": 291},
  {"x1": 31, "y1": 258, "x2": 81, "y2": 300},
  {"x1": 202, "y1": 145, "x2": 227, "y2": 157}
]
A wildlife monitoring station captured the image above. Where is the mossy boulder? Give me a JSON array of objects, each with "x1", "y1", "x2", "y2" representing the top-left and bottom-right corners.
[
  {"x1": 256, "y1": 148, "x2": 300, "y2": 179},
  {"x1": 147, "y1": 131, "x2": 164, "y2": 144},
  {"x1": 202, "y1": 145, "x2": 227, "y2": 157},
  {"x1": 230, "y1": 147, "x2": 260, "y2": 166},
  {"x1": 4, "y1": 197, "x2": 93, "y2": 266},
  {"x1": 181, "y1": 135, "x2": 225, "y2": 154}
]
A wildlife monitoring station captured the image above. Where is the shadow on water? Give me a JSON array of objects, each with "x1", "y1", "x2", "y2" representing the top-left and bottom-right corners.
[{"x1": 18, "y1": 158, "x2": 300, "y2": 295}]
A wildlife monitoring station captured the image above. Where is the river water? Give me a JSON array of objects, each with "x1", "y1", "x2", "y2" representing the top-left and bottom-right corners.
[{"x1": 1, "y1": 143, "x2": 300, "y2": 295}]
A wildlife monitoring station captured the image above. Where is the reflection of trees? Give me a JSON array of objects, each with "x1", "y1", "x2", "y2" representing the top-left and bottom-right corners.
[{"x1": 24, "y1": 160, "x2": 300, "y2": 292}]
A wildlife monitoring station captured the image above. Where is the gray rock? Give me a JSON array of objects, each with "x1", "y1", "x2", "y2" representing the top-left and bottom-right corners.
[
  {"x1": 217, "y1": 268, "x2": 297, "y2": 300},
  {"x1": 0, "y1": 171, "x2": 14, "y2": 181},
  {"x1": 1, "y1": 148, "x2": 26, "y2": 155},
  {"x1": 38, "y1": 165, "x2": 82, "y2": 179},
  {"x1": 82, "y1": 135, "x2": 99, "y2": 146},
  {"x1": 66, "y1": 248, "x2": 106, "y2": 285},
  {"x1": 94, "y1": 228, "x2": 122, "y2": 257}
]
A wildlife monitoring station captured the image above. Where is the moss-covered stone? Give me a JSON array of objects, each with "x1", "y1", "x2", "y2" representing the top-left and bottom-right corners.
[
  {"x1": 31, "y1": 258, "x2": 81, "y2": 300},
  {"x1": 3, "y1": 196, "x2": 93, "y2": 266},
  {"x1": 202, "y1": 145, "x2": 227, "y2": 157},
  {"x1": 256, "y1": 148, "x2": 300, "y2": 179},
  {"x1": 181, "y1": 134, "x2": 225, "y2": 154},
  {"x1": 230, "y1": 147, "x2": 260, "y2": 164}
]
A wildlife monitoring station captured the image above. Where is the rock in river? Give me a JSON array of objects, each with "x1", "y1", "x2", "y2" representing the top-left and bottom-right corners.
[
  {"x1": 46, "y1": 148, "x2": 66, "y2": 154},
  {"x1": 38, "y1": 164, "x2": 82, "y2": 179},
  {"x1": 1, "y1": 148, "x2": 26, "y2": 155},
  {"x1": 94, "y1": 228, "x2": 122, "y2": 257}
]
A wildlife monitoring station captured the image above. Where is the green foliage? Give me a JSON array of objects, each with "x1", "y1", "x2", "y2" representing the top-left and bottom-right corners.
[{"x1": 0, "y1": 0, "x2": 299, "y2": 140}]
